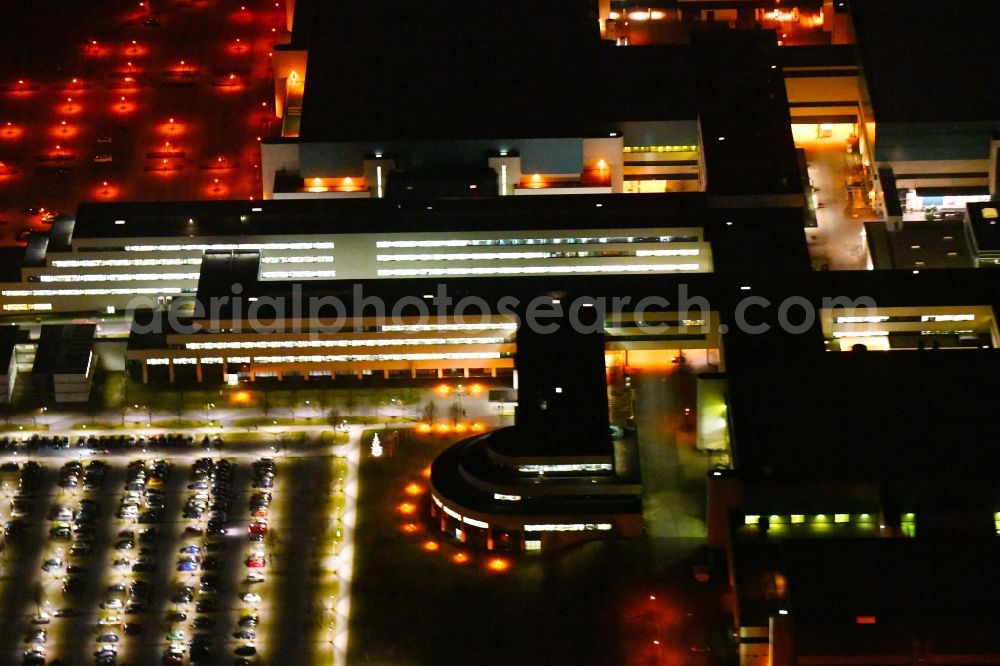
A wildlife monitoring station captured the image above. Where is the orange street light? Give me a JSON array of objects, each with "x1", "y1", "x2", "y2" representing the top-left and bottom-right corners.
[{"x1": 486, "y1": 557, "x2": 510, "y2": 572}]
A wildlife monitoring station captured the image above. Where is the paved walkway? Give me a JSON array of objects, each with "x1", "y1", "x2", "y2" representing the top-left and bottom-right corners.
[
  {"x1": 633, "y1": 370, "x2": 707, "y2": 540},
  {"x1": 795, "y1": 127, "x2": 879, "y2": 270}
]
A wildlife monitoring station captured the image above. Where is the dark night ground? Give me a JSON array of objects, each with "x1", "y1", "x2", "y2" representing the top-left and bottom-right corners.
[{"x1": 347, "y1": 431, "x2": 731, "y2": 666}]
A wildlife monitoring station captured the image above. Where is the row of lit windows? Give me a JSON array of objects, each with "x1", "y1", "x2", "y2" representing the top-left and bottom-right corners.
[
  {"x1": 835, "y1": 314, "x2": 976, "y2": 324},
  {"x1": 380, "y1": 323, "x2": 517, "y2": 332},
  {"x1": 635, "y1": 249, "x2": 700, "y2": 257},
  {"x1": 744, "y1": 513, "x2": 876, "y2": 525},
  {"x1": 260, "y1": 256, "x2": 334, "y2": 264},
  {"x1": 118, "y1": 242, "x2": 336, "y2": 252},
  {"x1": 835, "y1": 316, "x2": 888, "y2": 324},
  {"x1": 376, "y1": 249, "x2": 700, "y2": 262},
  {"x1": 51, "y1": 258, "x2": 202, "y2": 268},
  {"x1": 39, "y1": 272, "x2": 200, "y2": 283},
  {"x1": 433, "y1": 495, "x2": 500, "y2": 531},
  {"x1": 921, "y1": 314, "x2": 976, "y2": 322},
  {"x1": 832, "y1": 331, "x2": 888, "y2": 338},
  {"x1": 438, "y1": 504, "x2": 489, "y2": 529},
  {"x1": 378, "y1": 263, "x2": 701, "y2": 277},
  {"x1": 148, "y1": 352, "x2": 502, "y2": 365},
  {"x1": 2, "y1": 303, "x2": 53, "y2": 311},
  {"x1": 2, "y1": 287, "x2": 182, "y2": 297},
  {"x1": 260, "y1": 270, "x2": 338, "y2": 279},
  {"x1": 523, "y1": 523, "x2": 612, "y2": 532},
  {"x1": 622, "y1": 145, "x2": 698, "y2": 153},
  {"x1": 518, "y1": 463, "x2": 613, "y2": 473},
  {"x1": 185, "y1": 336, "x2": 507, "y2": 350},
  {"x1": 834, "y1": 329, "x2": 977, "y2": 339},
  {"x1": 376, "y1": 235, "x2": 697, "y2": 249}
]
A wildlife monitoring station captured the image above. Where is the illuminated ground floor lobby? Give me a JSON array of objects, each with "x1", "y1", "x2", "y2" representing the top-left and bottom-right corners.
[{"x1": 429, "y1": 425, "x2": 644, "y2": 553}]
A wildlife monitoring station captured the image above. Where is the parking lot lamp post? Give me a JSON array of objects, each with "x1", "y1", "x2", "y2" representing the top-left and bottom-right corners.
[{"x1": 135, "y1": 404, "x2": 151, "y2": 426}]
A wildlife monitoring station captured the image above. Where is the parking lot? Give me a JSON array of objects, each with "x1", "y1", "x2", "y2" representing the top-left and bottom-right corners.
[
  {"x1": 0, "y1": 432, "x2": 350, "y2": 666},
  {"x1": 0, "y1": 0, "x2": 282, "y2": 244}
]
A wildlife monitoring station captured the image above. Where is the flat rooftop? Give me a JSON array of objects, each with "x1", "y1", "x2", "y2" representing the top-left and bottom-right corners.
[
  {"x1": 297, "y1": 0, "x2": 600, "y2": 141},
  {"x1": 71, "y1": 195, "x2": 714, "y2": 241},
  {"x1": 0, "y1": 326, "x2": 17, "y2": 371},
  {"x1": 0, "y1": 247, "x2": 25, "y2": 281},
  {"x1": 864, "y1": 220, "x2": 972, "y2": 270},
  {"x1": 691, "y1": 31, "x2": 801, "y2": 197},
  {"x1": 65, "y1": 197, "x2": 810, "y2": 275},
  {"x1": 851, "y1": 0, "x2": 1000, "y2": 123},
  {"x1": 32, "y1": 324, "x2": 96, "y2": 376},
  {"x1": 509, "y1": 310, "x2": 611, "y2": 456},
  {"x1": 727, "y1": 334, "x2": 1000, "y2": 482},
  {"x1": 785, "y1": 538, "x2": 1000, "y2": 654},
  {"x1": 966, "y1": 200, "x2": 1000, "y2": 252},
  {"x1": 707, "y1": 265, "x2": 1000, "y2": 483},
  {"x1": 734, "y1": 537, "x2": 1000, "y2": 648}
]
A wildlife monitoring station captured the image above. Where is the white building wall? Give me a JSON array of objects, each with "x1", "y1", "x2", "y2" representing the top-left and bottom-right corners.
[{"x1": 260, "y1": 142, "x2": 302, "y2": 199}]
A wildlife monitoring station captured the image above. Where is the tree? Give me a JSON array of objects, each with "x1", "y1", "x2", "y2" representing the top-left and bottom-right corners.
[
  {"x1": 119, "y1": 372, "x2": 129, "y2": 425},
  {"x1": 316, "y1": 387, "x2": 332, "y2": 415},
  {"x1": 32, "y1": 581, "x2": 43, "y2": 615},
  {"x1": 174, "y1": 389, "x2": 185, "y2": 421},
  {"x1": 345, "y1": 391, "x2": 356, "y2": 415},
  {"x1": 325, "y1": 407, "x2": 342, "y2": 427},
  {"x1": 448, "y1": 401, "x2": 463, "y2": 425},
  {"x1": 261, "y1": 387, "x2": 271, "y2": 418},
  {"x1": 420, "y1": 400, "x2": 438, "y2": 424}
]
